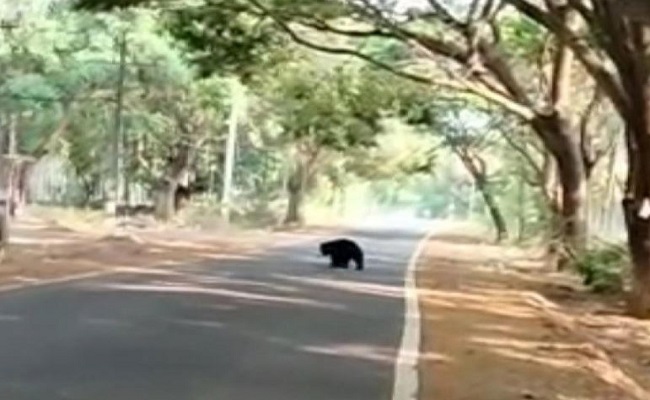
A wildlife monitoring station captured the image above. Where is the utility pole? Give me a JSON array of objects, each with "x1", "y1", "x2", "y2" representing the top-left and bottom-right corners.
[
  {"x1": 0, "y1": 12, "x2": 20, "y2": 255},
  {"x1": 221, "y1": 80, "x2": 244, "y2": 223},
  {"x1": 109, "y1": 31, "x2": 127, "y2": 217}
]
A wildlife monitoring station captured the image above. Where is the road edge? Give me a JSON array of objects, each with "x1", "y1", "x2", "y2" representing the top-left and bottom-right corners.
[
  {"x1": 0, "y1": 232, "x2": 323, "y2": 294},
  {"x1": 391, "y1": 223, "x2": 439, "y2": 400}
]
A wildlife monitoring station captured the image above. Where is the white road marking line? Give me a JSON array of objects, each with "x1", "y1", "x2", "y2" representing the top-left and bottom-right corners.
[{"x1": 392, "y1": 223, "x2": 443, "y2": 400}]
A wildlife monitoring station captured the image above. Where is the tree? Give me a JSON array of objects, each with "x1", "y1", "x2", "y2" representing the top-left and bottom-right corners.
[
  {"x1": 133, "y1": 76, "x2": 228, "y2": 221},
  {"x1": 401, "y1": 93, "x2": 510, "y2": 242},
  {"x1": 0, "y1": 6, "x2": 237, "y2": 218},
  {"x1": 500, "y1": 0, "x2": 650, "y2": 318},
  {"x1": 256, "y1": 62, "x2": 388, "y2": 225},
  {"x1": 442, "y1": 110, "x2": 510, "y2": 242},
  {"x1": 75, "y1": 0, "x2": 289, "y2": 79},
  {"x1": 343, "y1": 119, "x2": 438, "y2": 182}
]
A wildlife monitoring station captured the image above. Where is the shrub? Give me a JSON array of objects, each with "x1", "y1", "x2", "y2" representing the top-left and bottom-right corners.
[{"x1": 575, "y1": 241, "x2": 628, "y2": 294}]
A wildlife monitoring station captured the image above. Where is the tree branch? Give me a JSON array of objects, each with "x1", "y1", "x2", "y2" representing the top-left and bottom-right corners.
[
  {"x1": 548, "y1": 3, "x2": 576, "y2": 114},
  {"x1": 476, "y1": 36, "x2": 531, "y2": 104},
  {"x1": 272, "y1": 21, "x2": 434, "y2": 84},
  {"x1": 346, "y1": 0, "x2": 473, "y2": 65},
  {"x1": 500, "y1": 128, "x2": 544, "y2": 180},
  {"x1": 248, "y1": 0, "x2": 537, "y2": 120},
  {"x1": 565, "y1": 0, "x2": 595, "y2": 26},
  {"x1": 292, "y1": 16, "x2": 393, "y2": 38},
  {"x1": 425, "y1": 0, "x2": 467, "y2": 30},
  {"x1": 504, "y1": 0, "x2": 629, "y2": 115}
]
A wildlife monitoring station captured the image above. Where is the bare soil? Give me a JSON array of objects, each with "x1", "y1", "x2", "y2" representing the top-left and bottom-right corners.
[
  {"x1": 417, "y1": 230, "x2": 650, "y2": 400},
  {"x1": 1, "y1": 209, "x2": 333, "y2": 288}
]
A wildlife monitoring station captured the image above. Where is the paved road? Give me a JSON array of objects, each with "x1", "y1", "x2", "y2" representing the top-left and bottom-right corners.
[{"x1": 0, "y1": 223, "x2": 429, "y2": 400}]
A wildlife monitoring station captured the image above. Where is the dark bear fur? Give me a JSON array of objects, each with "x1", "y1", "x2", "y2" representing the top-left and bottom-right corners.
[{"x1": 319, "y1": 238, "x2": 364, "y2": 271}]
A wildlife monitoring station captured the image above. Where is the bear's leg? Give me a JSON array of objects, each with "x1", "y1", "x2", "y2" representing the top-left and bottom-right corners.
[
  {"x1": 330, "y1": 254, "x2": 343, "y2": 268},
  {"x1": 354, "y1": 255, "x2": 364, "y2": 271}
]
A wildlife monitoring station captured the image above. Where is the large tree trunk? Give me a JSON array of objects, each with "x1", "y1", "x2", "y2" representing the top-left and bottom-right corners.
[
  {"x1": 622, "y1": 198, "x2": 650, "y2": 318},
  {"x1": 623, "y1": 116, "x2": 650, "y2": 318},
  {"x1": 533, "y1": 113, "x2": 588, "y2": 267},
  {"x1": 154, "y1": 180, "x2": 178, "y2": 221},
  {"x1": 15, "y1": 161, "x2": 33, "y2": 212},
  {"x1": 603, "y1": 0, "x2": 650, "y2": 318},
  {"x1": 557, "y1": 144, "x2": 588, "y2": 255}
]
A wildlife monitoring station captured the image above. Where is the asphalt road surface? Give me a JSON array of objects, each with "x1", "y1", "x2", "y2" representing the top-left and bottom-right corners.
[{"x1": 0, "y1": 222, "x2": 429, "y2": 400}]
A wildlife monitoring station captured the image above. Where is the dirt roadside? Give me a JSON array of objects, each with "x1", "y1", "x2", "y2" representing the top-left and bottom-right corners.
[
  {"x1": 1, "y1": 212, "x2": 334, "y2": 289},
  {"x1": 417, "y1": 231, "x2": 650, "y2": 400}
]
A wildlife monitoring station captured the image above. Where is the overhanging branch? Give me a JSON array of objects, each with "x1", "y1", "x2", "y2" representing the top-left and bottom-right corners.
[
  {"x1": 504, "y1": 0, "x2": 629, "y2": 115},
  {"x1": 245, "y1": 0, "x2": 536, "y2": 120}
]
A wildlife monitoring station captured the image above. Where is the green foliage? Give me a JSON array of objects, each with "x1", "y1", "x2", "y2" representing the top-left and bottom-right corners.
[
  {"x1": 0, "y1": 6, "x2": 236, "y2": 206},
  {"x1": 65, "y1": 116, "x2": 104, "y2": 202},
  {"x1": 499, "y1": 15, "x2": 546, "y2": 62},
  {"x1": 345, "y1": 119, "x2": 438, "y2": 180},
  {"x1": 363, "y1": 37, "x2": 412, "y2": 65},
  {"x1": 126, "y1": 75, "x2": 229, "y2": 189},
  {"x1": 163, "y1": 1, "x2": 288, "y2": 80},
  {"x1": 76, "y1": 0, "x2": 291, "y2": 80},
  {"x1": 410, "y1": 154, "x2": 473, "y2": 218},
  {"x1": 258, "y1": 62, "x2": 389, "y2": 152},
  {"x1": 575, "y1": 242, "x2": 627, "y2": 294}
]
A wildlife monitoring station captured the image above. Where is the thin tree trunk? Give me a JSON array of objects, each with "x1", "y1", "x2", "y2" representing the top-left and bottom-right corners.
[
  {"x1": 17, "y1": 161, "x2": 33, "y2": 206},
  {"x1": 517, "y1": 172, "x2": 525, "y2": 241},
  {"x1": 0, "y1": 202, "x2": 7, "y2": 261},
  {"x1": 283, "y1": 165, "x2": 305, "y2": 226},
  {"x1": 284, "y1": 186, "x2": 304, "y2": 225},
  {"x1": 476, "y1": 177, "x2": 509, "y2": 243},
  {"x1": 283, "y1": 146, "x2": 319, "y2": 227},
  {"x1": 6, "y1": 115, "x2": 18, "y2": 218},
  {"x1": 0, "y1": 156, "x2": 15, "y2": 261},
  {"x1": 452, "y1": 149, "x2": 508, "y2": 242}
]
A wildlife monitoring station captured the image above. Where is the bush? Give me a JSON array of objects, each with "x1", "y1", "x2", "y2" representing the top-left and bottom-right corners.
[
  {"x1": 181, "y1": 198, "x2": 227, "y2": 230},
  {"x1": 575, "y1": 241, "x2": 628, "y2": 294}
]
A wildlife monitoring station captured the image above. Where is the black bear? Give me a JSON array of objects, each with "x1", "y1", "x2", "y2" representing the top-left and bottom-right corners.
[{"x1": 319, "y1": 238, "x2": 364, "y2": 271}]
